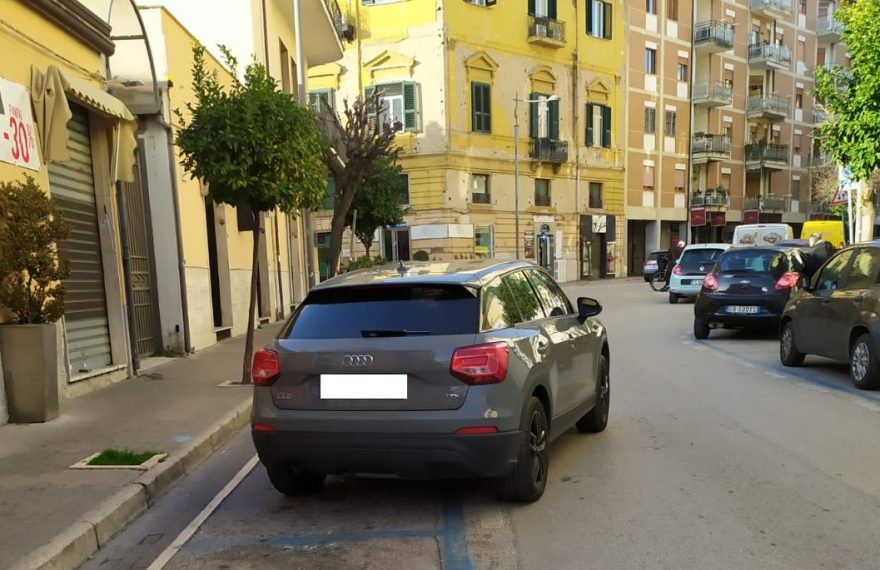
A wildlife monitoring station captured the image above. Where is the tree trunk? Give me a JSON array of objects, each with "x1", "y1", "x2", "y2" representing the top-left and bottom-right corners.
[
  {"x1": 241, "y1": 218, "x2": 261, "y2": 384},
  {"x1": 363, "y1": 240, "x2": 372, "y2": 259},
  {"x1": 859, "y1": 179, "x2": 875, "y2": 242},
  {"x1": 327, "y1": 181, "x2": 358, "y2": 278}
]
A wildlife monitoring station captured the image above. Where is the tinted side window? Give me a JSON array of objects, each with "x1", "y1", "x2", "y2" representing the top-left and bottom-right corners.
[
  {"x1": 503, "y1": 271, "x2": 545, "y2": 322},
  {"x1": 481, "y1": 277, "x2": 522, "y2": 331},
  {"x1": 815, "y1": 250, "x2": 853, "y2": 292},
  {"x1": 526, "y1": 270, "x2": 571, "y2": 317},
  {"x1": 844, "y1": 249, "x2": 880, "y2": 290},
  {"x1": 287, "y1": 285, "x2": 478, "y2": 339}
]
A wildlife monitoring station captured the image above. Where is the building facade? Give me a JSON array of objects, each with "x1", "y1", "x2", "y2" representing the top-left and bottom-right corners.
[
  {"x1": 626, "y1": 0, "x2": 830, "y2": 273},
  {"x1": 308, "y1": 0, "x2": 627, "y2": 282}
]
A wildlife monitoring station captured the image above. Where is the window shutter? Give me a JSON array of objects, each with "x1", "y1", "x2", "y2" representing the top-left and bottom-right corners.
[
  {"x1": 364, "y1": 86, "x2": 377, "y2": 132},
  {"x1": 586, "y1": 0, "x2": 593, "y2": 33},
  {"x1": 471, "y1": 83, "x2": 479, "y2": 132},
  {"x1": 548, "y1": 98, "x2": 559, "y2": 140},
  {"x1": 529, "y1": 94, "x2": 539, "y2": 139},
  {"x1": 585, "y1": 103, "x2": 594, "y2": 146},
  {"x1": 482, "y1": 84, "x2": 491, "y2": 132},
  {"x1": 606, "y1": 215, "x2": 616, "y2": 241},
  {"x1": 601, "y1": 105, "x2": 612, "y2": 148},
  {"x1": 548, "y1": 0, "x2": 557, "y2": 19},
  {"x1": 485, "y1": 0, "x2": 496, "y2": 5},
  {"x1": 603, "y1": 1, "x2": 612, "y2": 39},
  {"x1": 403, "y1": 82, "x2": 419, "y2": 131},
  {"x1": 528, "y1": 0, "x2": 535, "y2": 16}
]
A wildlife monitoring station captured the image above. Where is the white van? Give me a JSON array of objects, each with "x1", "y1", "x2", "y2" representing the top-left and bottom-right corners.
[{"x1": 732, "y1": 224, "x2": 793, "y2": 247}]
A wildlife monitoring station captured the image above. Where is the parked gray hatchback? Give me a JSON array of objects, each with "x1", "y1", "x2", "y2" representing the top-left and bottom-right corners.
[{"x1": 251, "y1": 260, "x2": 610, "y2": 502}]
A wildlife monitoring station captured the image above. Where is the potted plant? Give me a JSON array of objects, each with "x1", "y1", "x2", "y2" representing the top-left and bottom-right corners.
[{"x1": 0, "y1": 176, "x2": 69, "y2": 422}]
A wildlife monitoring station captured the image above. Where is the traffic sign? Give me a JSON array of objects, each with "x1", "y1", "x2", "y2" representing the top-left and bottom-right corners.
[{"x1": 831, "y1": 187, "x2": 848, "y2": 205}]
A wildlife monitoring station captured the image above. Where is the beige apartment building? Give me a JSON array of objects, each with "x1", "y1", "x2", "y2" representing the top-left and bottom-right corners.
[{"x1": 625, "y1": 0, "x2": 842, "y2": 274}]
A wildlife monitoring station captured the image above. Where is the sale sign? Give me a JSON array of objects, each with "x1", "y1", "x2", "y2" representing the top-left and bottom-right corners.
[{"x1": 0, "y1": 77, "x2": 41, "y2": 171}]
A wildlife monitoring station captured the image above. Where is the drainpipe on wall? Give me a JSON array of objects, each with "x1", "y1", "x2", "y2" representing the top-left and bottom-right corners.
[
  {"x1": 686, "y1": 0, "x2": 696, "y2": 243},
  {"x1": 157, "y1": 111, "x2": 193, "y2": 354}
]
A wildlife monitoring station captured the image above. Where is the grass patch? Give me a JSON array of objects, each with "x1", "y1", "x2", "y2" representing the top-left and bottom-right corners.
[{"x1": 87, "y1": 448, "x2": 160, "y2": 466}]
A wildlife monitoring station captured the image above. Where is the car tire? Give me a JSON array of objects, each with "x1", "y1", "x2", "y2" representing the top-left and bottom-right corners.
[
  {"x1": 669, "y1": 292, "x2": 679, "y2": 304},
  {"x1": 694, "y1": 319, "x2": 710, "y2": 340},
  {"x1": 850, "y1": 334, "x2": 880, "y2": 390},
  {"x1": 498, "y1": 396, "x2": 549, "y2": 503},
  {"x1": 780, "y1": 321, "x2": 805, "y2": 367},
  {"x1": 266, "y1": 464, "x2": 326, "y2": 496},
  {"x1": 577, "y1": 354, "x2": 610, "y2": 434}
]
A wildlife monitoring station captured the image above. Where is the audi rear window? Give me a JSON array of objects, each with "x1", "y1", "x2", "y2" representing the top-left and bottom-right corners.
[{"x1": 285, "y1": 285, "x2": 479, "y2": 339}]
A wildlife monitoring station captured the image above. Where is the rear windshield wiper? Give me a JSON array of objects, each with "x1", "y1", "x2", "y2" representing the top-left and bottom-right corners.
[{"x1": 361, "y1": 329, "x2": 431, "y2": 337}]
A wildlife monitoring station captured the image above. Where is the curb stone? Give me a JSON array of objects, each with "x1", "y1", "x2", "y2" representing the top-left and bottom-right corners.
[{"x1": 9, "y1": 398, "x2": 253, "y2": 570}]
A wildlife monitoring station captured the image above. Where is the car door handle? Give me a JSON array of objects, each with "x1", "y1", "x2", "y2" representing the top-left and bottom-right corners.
[{"x1": 536, "y1": 341, "x2": 549, "y2": 355}]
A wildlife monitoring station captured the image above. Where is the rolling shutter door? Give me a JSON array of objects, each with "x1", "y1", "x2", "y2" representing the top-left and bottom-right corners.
[{"x1": 48, "y1": 109, "x2": 112, "y2": 373}]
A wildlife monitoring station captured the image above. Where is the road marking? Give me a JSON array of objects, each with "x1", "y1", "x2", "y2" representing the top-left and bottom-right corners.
[
  {"x1": 764, "y1": 371, "x2": 788, "y2": 379},
  {"x1": 146, "y1": 454, "x2": 259, "y2": 570}
]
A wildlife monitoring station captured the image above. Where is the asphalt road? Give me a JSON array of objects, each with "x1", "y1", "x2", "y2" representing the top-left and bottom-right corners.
[{"x1": 83, "y1": 280, "x2": 880, "y2": 570}]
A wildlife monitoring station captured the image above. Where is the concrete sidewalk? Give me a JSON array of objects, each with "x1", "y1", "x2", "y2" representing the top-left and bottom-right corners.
[{"x1": 0, "y1": 325, "x2": 279, "y2": 570}]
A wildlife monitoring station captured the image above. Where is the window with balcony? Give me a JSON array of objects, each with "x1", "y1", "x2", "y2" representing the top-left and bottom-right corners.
[
  {"x1": 665, "y1": 109, "x2": 677, "y2": 136},
  {"x1": 645, "y1": 48, "x2": 657, "y2": 74},
  {"x1": 529, "y1": 93, "x2": 560, "y2": 140},
  {"x1": 677, "y1": 63, "x2": 688, "y2": 82},
  {"x1": 308, "y1": 89, "x2": 335, "y2": 115},
  {"x1": 674, "y1": 168, "x2": 686, "y2": 192},
  {"x1": 643, "y1": 165, "x2": 655, "y2": 190},
  {"x1": 365, "y1": 82, "x2": 421, "y2": 132},
  {"x1": 644, "y1": 107, "x2": 656, "y2": 134},
  {"x1": 471, "y1": 82, "x2": 491, "y2": 133},
  {"x1": 472, "y1": 174, "x2": 490, "y2": 204},
  {"x1": 586, "y1": 103, "x2": 612, "y2": 148},
  {"x1": 529, "y1": 0, "x2": 557, "y2": 18},
  {"x1": 535, "y1": 179, "x2": 551, "y2": 207},
  {"x1": 587, "y1": 0, "x2": 612, "y2": 39},
  {"x1": 589, "y1": 182, "x2": 603, "y2": 208}
]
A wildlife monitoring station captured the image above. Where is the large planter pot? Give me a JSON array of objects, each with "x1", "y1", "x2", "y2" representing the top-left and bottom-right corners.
[{"x1": 0, "y1": 323, "x2": 59, "y2": 423}]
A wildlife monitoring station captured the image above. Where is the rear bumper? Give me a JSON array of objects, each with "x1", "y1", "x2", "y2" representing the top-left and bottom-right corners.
[
  {"x1": 669, "y1": 277, "x2": 705, "y2": 296},
  {"x1": 695, "y1": 293, "x2": 788, "y2": 326},
  {"x1": 252, "y1": 429, "x2": 521, "y2": 479}
]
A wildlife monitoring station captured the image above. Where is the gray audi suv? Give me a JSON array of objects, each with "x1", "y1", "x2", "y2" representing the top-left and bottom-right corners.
[{"x1": 251, "y1": 260, "x2": 610, "y2": 502}]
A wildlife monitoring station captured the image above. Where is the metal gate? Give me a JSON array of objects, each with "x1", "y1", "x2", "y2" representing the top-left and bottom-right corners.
[
  {"x1": 48, "y1": 108, "x2": 112, "y2": 374},
  {"x1": 119, "y1": 142, "x2": 160, "y2": 357}
]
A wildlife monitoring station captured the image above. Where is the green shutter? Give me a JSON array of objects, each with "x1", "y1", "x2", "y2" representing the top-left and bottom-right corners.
[
  {"x1": 322, "y1": 177, "x2": 336, "y2": 211},
  {"x1": 548, "y1": 0, "x2": 557, "y2": 19},
  {"x1": 585, "y1": 103, "x2": 594, "y2": 146},
  {"x1": 471, "y1": 83, "x2": 479, "y2": 132},
  {"x1": 529, "y1": 93, "x2": 539, "y2": 139},
  {"x1": 528, "y1": 0, "x2": 535, "y2": 16},
  {"x1": 601, "y1": 105, "x2": 612, "y2": 148},
  {"x1": 548, "y1": 99, "x2": 559, "y2": 141},
  {"x1": 603, "y1": 1, "x2": 612, "y2": 39},
  {"x1": 365, "y1": 85, "x2": 376, "y2": 113},
  {"x1": 586, "y1": 0, "x2": 593, "y2": 33},
  {"x1": 482, "y1": 84, "x2": 491, "y2": 133},
  {"x1": 403, "y1": 82, "x2": 418, "y2": 131}
]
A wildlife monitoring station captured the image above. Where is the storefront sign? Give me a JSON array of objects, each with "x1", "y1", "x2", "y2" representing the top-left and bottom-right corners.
[
  {"x1": 690, "y1": 207, "x2": 706, "y2": 226},
  {"x1": 743, "y1": 210, "x2": 759, "y2": 224},
  {"x1": 0, "y1": 77, "x2": 40, "y2": 171},
  {"x1": 711, "y1": 212, "x2": 726, "y2": 227}
]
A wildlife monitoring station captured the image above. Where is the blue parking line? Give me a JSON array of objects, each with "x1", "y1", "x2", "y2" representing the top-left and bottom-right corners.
[
  {"x1": 695, "y1": 337, "x2": 880, "y2": 405},
  {"x1": 439, "y1": 496, "x2": 476, "y2": 570}
]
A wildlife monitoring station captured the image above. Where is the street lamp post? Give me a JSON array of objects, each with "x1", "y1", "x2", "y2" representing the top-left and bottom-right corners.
[{"x1": 513, "y1": 94, "x2": 560, "y2": 260}]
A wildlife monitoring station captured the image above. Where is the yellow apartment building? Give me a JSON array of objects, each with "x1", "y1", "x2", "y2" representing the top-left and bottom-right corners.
[{"x1": 309, "y1": 0, "x2": 627, "y2": 281}]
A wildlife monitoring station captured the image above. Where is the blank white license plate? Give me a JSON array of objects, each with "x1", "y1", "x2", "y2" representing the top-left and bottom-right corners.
[
  {"x1": 320, "y1": 374, "x2": 407, "y2": 399},
  {"x1": 726, "y1": 305, "x2": 760, "y2": 314}
]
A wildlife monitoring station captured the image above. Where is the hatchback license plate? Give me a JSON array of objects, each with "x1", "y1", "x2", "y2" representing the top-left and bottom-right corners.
[
  {"x1": 725, "y1": 305, "x2": 760, "y2": 314},
  {"x1": 320, "y1": 374, "x2": 407, "y2": 399}
]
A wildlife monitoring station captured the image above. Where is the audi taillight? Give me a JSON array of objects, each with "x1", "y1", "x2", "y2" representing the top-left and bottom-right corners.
[
  {"x1": 775, "y1": 272, "x2": 800, "y2": 291},
  {"x1": 252, "y1": 349, "x2": 280, "y2": 386},
  {"x1": 450, "y1": 343, "x2": 509, "y2": 385},
  {"x1": 673, "y1": 264, "x2": 683, "y2": 276},
  {"x1": 703, "y1": 273, "x2": 719, "y2": 292}
]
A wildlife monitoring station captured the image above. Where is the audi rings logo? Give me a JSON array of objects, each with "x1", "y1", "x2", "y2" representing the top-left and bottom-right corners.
[{"x1": 343, "y1": 354, "x2": 374, "y2": 367}]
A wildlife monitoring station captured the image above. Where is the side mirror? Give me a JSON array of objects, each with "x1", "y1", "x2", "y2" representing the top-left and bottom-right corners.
[{"x1": 577, "y1": 297, "x2": 602, "y2": 322}]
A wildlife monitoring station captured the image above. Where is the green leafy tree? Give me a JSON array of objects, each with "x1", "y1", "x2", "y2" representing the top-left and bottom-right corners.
[
  {"x1": 346, "y1": 156, "x2": 407, "y2": 258},
  {"x1": 0, "y1": 176, "x2": 69, "y2": 324},
  {"x1": 814, "y1": 0, "x2": 880, "y2": 240},
  {"x1": 314, "y1": 93, "x2": 400, "y2": 277},
  {"x1": 176, "y1": 45, "x2": 326, "y2": 383}
]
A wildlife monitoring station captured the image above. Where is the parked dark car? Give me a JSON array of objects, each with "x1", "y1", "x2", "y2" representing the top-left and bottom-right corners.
[
  {"x1": 693, "y1": 247, "x2": 804, "y2": 339},
  {"x1": 251, "y1": 260, "x2": 611, "y2": 503},
  {"x1": 780, "y1": 243, "x2": 880, "y2": 389},
  {"x1": 643, "y1": 250, "x2": 666, "y2": 282}
]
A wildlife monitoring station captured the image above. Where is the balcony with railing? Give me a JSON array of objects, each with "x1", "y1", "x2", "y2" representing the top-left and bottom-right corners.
[
  {"x1": 691, "y1": 188, "x2": 730, "y2": 209},
  {"x1": 817, "y1": 17, "x2": 843, "y2": 41},
  {"x1": 810, "y1": 151, "x2": 833, "y2": 169},
  {"x1": 694, "y1": 21, "x2": 735, "y2": 53},
  {"x1": 749, "y1": 43, "x2": 792, "y2": 70},
  {"x1": 530, "y1": 138, "x2": 569, "y2": 163},
  {"x1": 528, "y1": 16, "x2": 566, "y2": 47},
  {"x1": 747, "y1": 94, "x2": 789, "y2": 120},
  {"x1": 761, "y1": 194, "x2": 790, "y2": 211},
  {"x1": 691, "y1": 134, "x2": 731, "y2": 163},
  {"x1": 745, "y1": 142, "x2": 789, "y2": 170},
  {"x1": 749, "y1": 0, "x2": 793, "y2": 18},
  {"x1": 693, "y1": 82, "x2": 733, "y2": 107}
]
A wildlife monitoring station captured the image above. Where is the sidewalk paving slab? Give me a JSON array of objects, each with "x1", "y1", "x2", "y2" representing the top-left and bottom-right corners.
[{"x1": 0, "y1": 325, "x2": 279, "y2": 570}]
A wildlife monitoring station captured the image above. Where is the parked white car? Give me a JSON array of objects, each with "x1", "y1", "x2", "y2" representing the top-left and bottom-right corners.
[{"x1": 669, "y1": 243, "x2": 730, "y2": 304}]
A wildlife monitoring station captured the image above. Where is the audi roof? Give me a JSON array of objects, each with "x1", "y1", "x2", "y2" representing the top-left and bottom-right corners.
[{"x1": 314, "y1": 259, "x2": 539, "y2": 290}]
